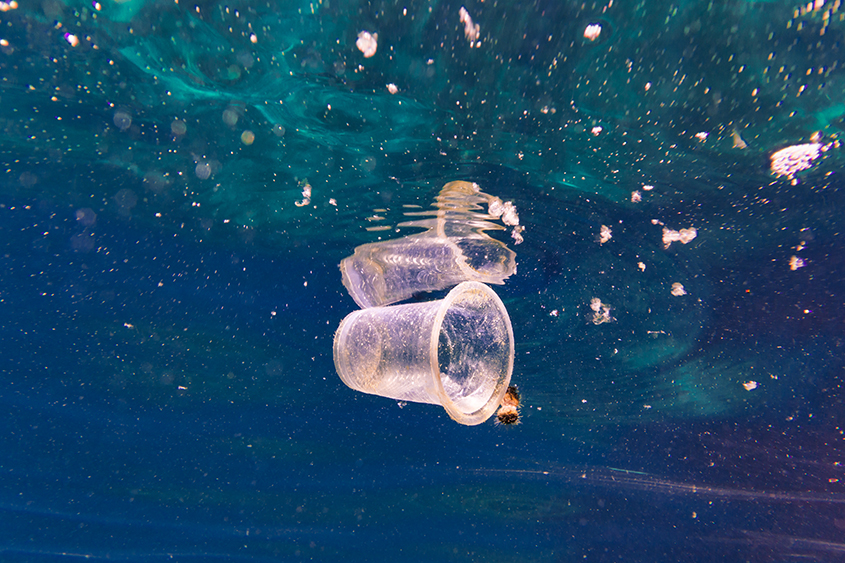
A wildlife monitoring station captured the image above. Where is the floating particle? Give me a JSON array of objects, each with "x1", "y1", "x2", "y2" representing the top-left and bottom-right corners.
[
  {"x1": 671, "y1": 282, "x2": 687, "y2": 296},
  {"x1": 64, "y1": 33, "x2": 79, "y2": 47},
  {"x1": 249, "y1": 33, "x2": 257, "y2": 44},
  {"x1": 511, "y1": 225, "x2": 524, "y2": 245},
  {"x1": 584, "y1": 23, "x2": 602, "y2": 41},
  {"x1": 240, "y1": 130, "x2": 255, "y2": 145},
  {"x1": 590, "y1": 298, "x2": 614, "y2": 325},
  {"x1": 743, "y1": 381, "x2": 758, "y2": 391},
  {"x1": 662, "y1": 227, "x2": 697, "y2": 249},
  {"x1": 500, "y1": 201, "x2": 519, "y2": 226},
  {"x1": 495, "y1": 405, "x2": 519, "y2": 425},
  {"x1": 488, "y1": 198, "x2": 504, "y2": 217},
  {"x1": 459, "y1": 7, "x2": 480, "y2": 45},
  {"x1": 638, "y1": 262, "x2": 646, "y2": 271},
  {"x1": 502, "y1": 385, "x2": 520, "y2": 408},
  {"x1": 695, "y1": 132, "x2": 709, "y2": 141},
  {"x1": 631, "y1": 191, "x2": 642, "y2": 203},
  {"x1": 356, "y1": 31, "x2": 378, "y2": 58},
  {"x1": 295, "y1": 182, "x2": 312, "y2": 207},
  {"x1": 591, "y1": 126, "x2": 602, "y2": 135},
  {"x1": 387, "y1": 83, "x2": 398, "y2": 94},
  {"x1": 732, "y1": 130, "x2": 748, "y2": 149},
  {"x1": 328, "y1": 198, "x2": 337, "y2": 206},
  {"x1": 598, "y1": 225, "x2": 612, "y2": 244},
  {"x1": 642, "y1": 184, "x2": 654, "y2": 191},
  {"x1": 789, "y1": 256, "x2": 805, "y2": 270},
  {"x1": 0, "y1": 2, "x2": 19, "y2": 11},
  {"x1": 770, "y1": 143, "x2": 822, "y2": 179}
]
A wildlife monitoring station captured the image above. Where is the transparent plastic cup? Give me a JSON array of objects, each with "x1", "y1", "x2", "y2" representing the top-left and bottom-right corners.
[{"x1": 333, "y1": 281, "x2": 514, "y2": 425}]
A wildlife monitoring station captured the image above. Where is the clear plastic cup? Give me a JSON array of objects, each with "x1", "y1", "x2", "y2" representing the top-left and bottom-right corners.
[{"x1": 333, "y1": 281, "x2": 514, "y2": 425}]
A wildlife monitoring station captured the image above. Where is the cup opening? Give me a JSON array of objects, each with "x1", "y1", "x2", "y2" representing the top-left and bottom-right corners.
[{"x1": 430, "y1": 281, "x2": 514, "y2": 425}]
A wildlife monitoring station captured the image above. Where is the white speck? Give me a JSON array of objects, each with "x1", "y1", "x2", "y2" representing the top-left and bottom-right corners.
[
  {"x1": 631, "y1": 191, "x2": 642, "y2": 202},
  {"x1": 743, "y1": 381, "x2": 758, "y2": 391},
  {"x1": 295, "y1": 183, "x2": 312, "y2": 207},
  {"x1": 459, "y1": 7, "x2": 480, "y2": 45},
  {"x1": 598, "y1": 225, "x2": 612, "y2": 244},
  {"x1": 65, "y1": 33, "x2": 79, "y2": 47},
  {"x1": 770, "y1": 143, "x2": 822, "y2": 179},
  {"x1": 638, "y1": 262, "x2": 646, "y2": 271},
  {"x1": 387, "y1": 83, "x2": 398, "y2": 94},
  {"x1": 591, "y1": 125, "x2": 602, "y2": 135},
  {"x1": 590, "y1": 298, "x2": 614, "y2": 325},
  {"x1": 789, "y1": 255, "x2": 805, "y2": 270},
  {"x1": 671, "y1": 283, "x2": 687, "y2": 296},
  {"x1": 662, "y1": 227, "x2": 697, "y2": 249},
  {"x1": 500, "y1": 201, "x2": 519, "y2": 226},
  {"x1": 356, "y1": 31, "x2": 378, "y2": 58},
  {"x1": 584, "y1": 23, "x2": 602, "y2": 41}
]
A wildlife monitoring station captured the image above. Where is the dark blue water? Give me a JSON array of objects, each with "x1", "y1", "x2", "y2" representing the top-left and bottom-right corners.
[{"x1": 2, "y1": 0, "x2": 844, "y2": 561}]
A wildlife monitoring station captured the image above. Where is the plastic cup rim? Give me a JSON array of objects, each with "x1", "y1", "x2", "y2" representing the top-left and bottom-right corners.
[{"x1": 428, "y1": 281, "x2": 514, "y2": 425}]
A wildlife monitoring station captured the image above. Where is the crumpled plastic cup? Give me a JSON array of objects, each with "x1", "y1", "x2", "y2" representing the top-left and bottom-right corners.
[
  {"x1": 333, "y1": 281, "x2": 514, "y2": 425},
  {"x1": 340, "y1": 231, "x2": 515, "y2": 308},
  {"x1": 340, "y1": 180, "x2": 517, "y2": 308}
]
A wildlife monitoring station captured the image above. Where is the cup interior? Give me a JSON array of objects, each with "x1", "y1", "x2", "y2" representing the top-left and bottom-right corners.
[{"x1": 431, "y1": 282, "x2": 514, "y2": 425}]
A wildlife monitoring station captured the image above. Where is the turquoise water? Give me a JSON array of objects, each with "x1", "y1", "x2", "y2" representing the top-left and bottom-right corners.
[{"x1": 1, "y1": 0, "x2": 844, "y2": 561}]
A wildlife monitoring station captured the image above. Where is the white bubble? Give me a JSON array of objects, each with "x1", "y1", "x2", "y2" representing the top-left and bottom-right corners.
[
  {"x1": 195, "y1": 162, "x2": 212, "y2": 180},
  {"x1": 222, "y1": 108, "x2": 239, "y2": 127},
  {"x1": 171, "y1": 119, "x2": 187, "y2": 136},
  {"x1": 75, "y1": 208, "x2": 97, "y2": 226},
  {"x1": 113, "y1": 110, "x2": 132, "y2": 131}
]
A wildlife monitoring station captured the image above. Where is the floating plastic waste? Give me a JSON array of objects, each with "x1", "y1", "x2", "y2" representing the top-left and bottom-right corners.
[
  {"x1": 333, "y1": 281, "x2": 514, "y2": 426},
  {"x1": 334, "y1": 181, "x2": 520, "y2": 425},
  {"x1": 340, "y1": 181, "x2": 519, "y2": 308}
]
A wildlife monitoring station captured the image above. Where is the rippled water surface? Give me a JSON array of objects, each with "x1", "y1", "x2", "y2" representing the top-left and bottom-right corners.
[{"x1": 1, "y1": 0, "x2": 844, "y2": 561}]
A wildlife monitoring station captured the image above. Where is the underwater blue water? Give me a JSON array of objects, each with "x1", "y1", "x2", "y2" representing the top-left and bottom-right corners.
[{"x1": 1, "y1": 0, "x2": 845, "y2": 561}]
